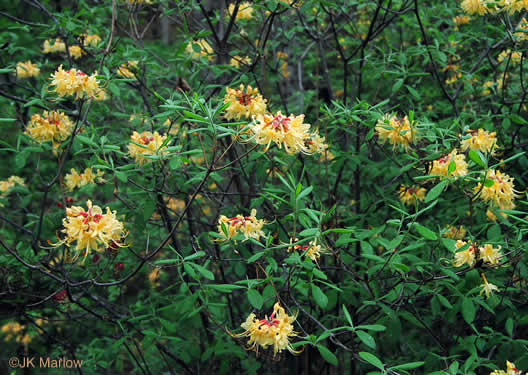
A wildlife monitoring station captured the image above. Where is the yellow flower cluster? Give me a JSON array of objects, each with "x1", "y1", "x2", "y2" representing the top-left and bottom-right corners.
[
  {"x1": 498, "y1": 49, "x2": 522, "y2": 65},
  {"x1": 453, "y1": 15, "x2": 471, "y2": 25},
  {"x1": 515, "y1": 18, "x2": 528, "y2": 40},
  {"x1": 64, "y1": 168, "x2": 104, "y2": 191},
  {"x1": 148, "y1": 268, "x2": 162, "y2": 288},
  {"x1": 490, "y1": 361, "x2": 523, "y2": 375},
  {"x1": 59, "y1": 200, "x2": 125, "y2": 257},
  {"x1": 80, "y1": 33, "x2": 101, "y2": 47},
  {"x1": 399, "y1": 185, "x2": 427, "y2": 206},
  {"x1": 453, "y1": 240, "x2": 502, "y2": 267},
  {"x1": 117, "y1": 61, "x2": 139, "y2": 79},
  {"x1": 50, "y1": 65, "x2": 100, "y2": 99},
  {"x1": 0, "y1": 176, "x2": 25, "y2": 206},
  {"x1": 443, "y1": 225, "x2": 467, "y2": 240},
  {"x1": 233, "y1": 302, "x2": 301, "y2": 356},
  {"x1": 186, "y1": 39, "x2": 214, "y2": 61},
  {"x1": 227, "y1": 2, "x2": 254, "y2": 20},
  {"x1": 429, "y1": 150, "x2": 468, "y2": 178},
  {"x1": 474, "y1": 169, "x2": 518, "y2": 212},
  {"x1": 230, "y1": 55, "x2": 252, "y2": 68},
  {"x1": 68, "y1": 45, "x2": 85, "y2": 60},
  {"x1": 461, "y1": 128, "x2": 498, "y2": 155},
  {"x1": 304, "y1": 132, "x2": 328, "y2": 154},
  {"x1": 480, "y1": 273, "x2": 499, "y2": 298},
  {"x1": 224, "y1": 84, "x2": 267, "y2": 120},
  {"x1": 289, "y1": 238, "x2": 325, "y2": 262},
  {"x1": 127, "y1": 131, "x2": 168, "y2": 165},
  {"x1": 375, "y1": 114, "x2": 416, "y2": 151},
  {"x1": 277, "y1": 52, "x2": 290, "y2": 78},
  {"x1": 43, "y1": 38, "x2": 66, "y2": 54},
  {"x1": 251, "y1": 112, "x2": 313, "y2": 154},
  {"x1": 16, "y1": 61, "x2": 40, "y2": 78},
  {"x1": 1, "y1": 322, "x2": 31, "y2": 346},
  {"x1": 25, "y1": 111, "x2": 73, "y2": 144},
  {"x1": 461, "y1": 0, "x2": 528, "y2": 15},
  {"x1": 217, "y1": 209, "x2": 266, "y2": 241}
]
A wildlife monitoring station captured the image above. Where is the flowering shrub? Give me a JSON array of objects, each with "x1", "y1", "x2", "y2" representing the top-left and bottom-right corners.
[{"x1": 0, "y1": 0, "x2": 527, "y2": 374}]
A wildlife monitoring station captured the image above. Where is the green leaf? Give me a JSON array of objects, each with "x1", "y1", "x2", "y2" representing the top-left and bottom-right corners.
[
  {"x1": 447, "y1": 161, "x2": 456, "y2": 175},
  {"x1": 461, "y1": 298, "x2": 476, "y2": 324},
  {"x1": 414, "y1": 224, "x2": 438, "y2": 240},
  {"x1": 437, "y1": 294, "x2": 453, "y2": 309},
  {"x1": 356, "y1": 330, "x2": 376, "y2": 350},
  {"x1": 247, "y1": 289, "x2": 263, "y2": 309},
  {"x1": 391, "y1": 361, "x2": 425, "y2": 370},
  {"x1": 248, "y1": 251, "x2": 266, "y2": 263},
  {"x1": 76, "y1": 135, "x2": 98, "y2": 148},
  {"x1": 359, "y1": 352, "x2": 384, "y2": 371},
  {"x1": 505, "y1": 317, "x2": 514, "y2": 337},
  {"x1": 299, "y1": 228, "x2": 319, "y2": 237},
  {"x1": 15, "y1": 151, "x2": 29, "y2": 169},
  {"x1": 468, "y1": 149, "x2": 486, "y2": 168},
  {"x1": 484, "y1": 179, "x2": 495, "y2": 187},
  {"x1": 206, "y1": 284, "x2": 245, "y2": 293},
  {"x1": 312, "y1": 285, "x2": 328, "y2": 308},
  {"x1": 317, "y1": 345, "x2": 338, "y2": 366},
  {"x1": 355, "y1": 324, "x2": 386, "y2": 332},
  {"x1": 297, "y1": 186, "x2": 313, "y2": 201},
  {"x1": 343, "y1": 305, "x2": 353, "y2": 327},
  {"x1": 425, "y1": 180, "x2": 448, "y2": 203},
  {"x1": 190, "y1": 263, "x2": 214, "y2": 280},
  {"x1": 115, "y1": 171, "x2": 128, "y2": 183}
]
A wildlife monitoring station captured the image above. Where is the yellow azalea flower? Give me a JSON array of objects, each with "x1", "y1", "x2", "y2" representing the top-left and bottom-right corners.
[
  {"x1": 506, "y1": 361, "x2": 522, "y2": 375},
  {"x1": 500, "y1": 0, "x2": 528, "y2": 14},
  {"x1": 453, "y1": 240, "x2": 477, "y2": 267},
  {"x1": 453, "y1": 15, "x2": 471, "y2": 25},
  {"x1": 480, "y1": 273, "x2": 499, "y2": 298},
  {"x1": 304, "y1": 132, "x2": 328, "y2": 154},
  {"x1": 498, "y1": 49, "x2": 522, "y2": 65},
  {"x1": 474, "y1": 169, "x2": 519, "y2": 210},
  {"x1": 16, "y1": 61, "x2": 40, "y2": 78},
  {"x1": 224, "y1": 84, "x2": 267, "y2": 120},
  {"x1": 166, "y1": 198, "x2": 185, "y2": 213},
  {"x1": 232, "y1": 302, "x2": 302, "y2": 356},
  {"x1": 80, "y1": 33, "x2": 101, "y2": 47},
  {"x1": 68, "y1": 45, "x2": 85, "y2": 60},
  {"x1": 50, "y1": 65, "x2": 100, "y2": 99},
  {"x1": 58, "y1": 200, "x2": 125, "y2": 258},
  {"x1": 487, "y1": 208, "x2": 508, "y2": 222},
  {"x1": 375, "y1": 114, "x2": 416, "y2": 151},
  {"x1": 479, "y1": 243, "x2": 502, "y2": 265},
  {"x1": 64, "y1": 168, "x2": 105, "y2": 192},
  {"x1": 443, "y1": 225, "x2": 467, "y2": 240},
  {"x1": 186, "y1": 39, "x2": 214, "y2": 61},
  {"x1": 429, "y1": 149, "x2": 468, "y2": 178},
  {"x1": 217, "y1": 209, "x2": 266, "y2": 241},
  {"x1": 461, "y1": 128, "x2": 498, "y2": 155},
  {"x1": 281, "y1": 61, "x2": 290, "y2": 78},
  {"x1": 251, "y1": 112, "x2": 312, "y2": 154},
  {"x1": 0, "y1": 176, "x2": 25, "y2": 207},
  {"x1": 127, "y1": 131, "x2": 168, "y2": 165},
  {"x1": 461, "y1": 0, "x2": 489, "y2": 15},
  {"x1": 93, "y1": 88, "x2": 108, "y2": 101},
  {"x1": 64, "y1": 169, "x2": 83, "y2": 191},
  {"x1": 230, "y1": 55, "x2": 252, "y2": 68},
  {"x1": 515, "y1": 18, "x2": 528, "y2": 40},
  {"x1": 42, "y1": 38, "x2": 66, "y2": 54},
  {"x1": 227, "y1": 2, "x2": 254, "y2": 20},
  {"x1": 399, "y1": 185, "x2": 427, "y2": 206},
  {"x1": 117, "y1": 61, "x2": 139, "y2": 79},
  {"x1": 289, "y1": 238, "x2": 326, "y2": 262},
  {"x1": 25, "y1": 111, "x2": 74, "y2": 144},
  {"x1": 148, "y1": 268, "x2": 162, "y2": 288}
]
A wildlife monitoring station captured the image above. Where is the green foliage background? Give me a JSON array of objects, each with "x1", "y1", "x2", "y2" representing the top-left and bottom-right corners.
[{"x1": 0, "y1": 0, "x2": 527, "y2": 374}]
